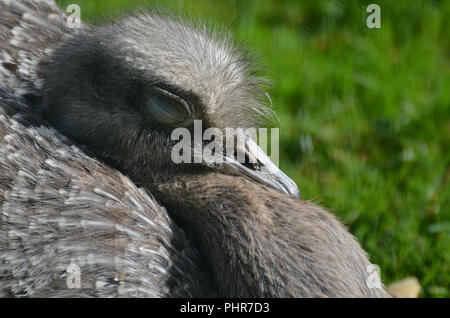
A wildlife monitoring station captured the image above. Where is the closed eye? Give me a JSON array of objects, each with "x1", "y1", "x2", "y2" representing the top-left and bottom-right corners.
[{"x1": 147, "y1": 86, "x2": 193, "y2": 126}]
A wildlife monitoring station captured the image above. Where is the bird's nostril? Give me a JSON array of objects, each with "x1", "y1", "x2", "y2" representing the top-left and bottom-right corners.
[{"x1": 242, "y1": 156, "x2": 261, "y2": 172}]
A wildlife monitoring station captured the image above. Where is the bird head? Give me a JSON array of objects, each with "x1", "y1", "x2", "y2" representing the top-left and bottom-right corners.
[{"x1": 38, "y1": 12, "x2": 300, "y2": 198}]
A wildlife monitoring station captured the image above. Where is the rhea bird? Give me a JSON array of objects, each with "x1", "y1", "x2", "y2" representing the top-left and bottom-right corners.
[{"x1": 0, "y1": 0, "x2": 389, "y2": 297}]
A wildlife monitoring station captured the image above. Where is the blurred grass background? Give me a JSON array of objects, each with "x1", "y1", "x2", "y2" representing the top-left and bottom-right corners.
[{"x1": 55, "y1": 0, "x2": 449, "y2": 297}]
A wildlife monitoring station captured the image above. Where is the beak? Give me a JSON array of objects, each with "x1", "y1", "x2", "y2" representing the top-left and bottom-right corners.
[{"x1": 220, "y1": 135, "x2": 301, "y2": 199}]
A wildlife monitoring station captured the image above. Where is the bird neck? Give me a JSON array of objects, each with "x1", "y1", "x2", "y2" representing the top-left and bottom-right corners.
[
  {"x1": 150, "y1": 172, "x2": 296, "y2": 297},
  {"x1": 149, "y1": 171, "x2": 389, "y2": 298}
]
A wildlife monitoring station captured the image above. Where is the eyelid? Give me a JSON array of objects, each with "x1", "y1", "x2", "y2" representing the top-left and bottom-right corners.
[
  {"x1": 147, "y1": 86, "x2": 194, "y2": 125},
  {"x1": 151, "y1": 86, "x2": 192, "y2": 118}
]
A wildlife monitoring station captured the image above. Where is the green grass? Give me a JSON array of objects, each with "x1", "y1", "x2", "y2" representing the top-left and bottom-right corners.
[{"x1": 56, "y1": 0, "x2": 449, "y2": 297}]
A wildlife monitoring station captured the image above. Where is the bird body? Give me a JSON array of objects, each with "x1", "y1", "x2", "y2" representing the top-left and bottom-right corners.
[
  {"x1": 0, "y1": 0, "x2": 389, "y2": 297},
  {"x1": 0, "y1": 0, "x2": 69, "y2": 95},
  {"x1": 0, "y1": 87, "x2": 215, "y2": 297}
]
